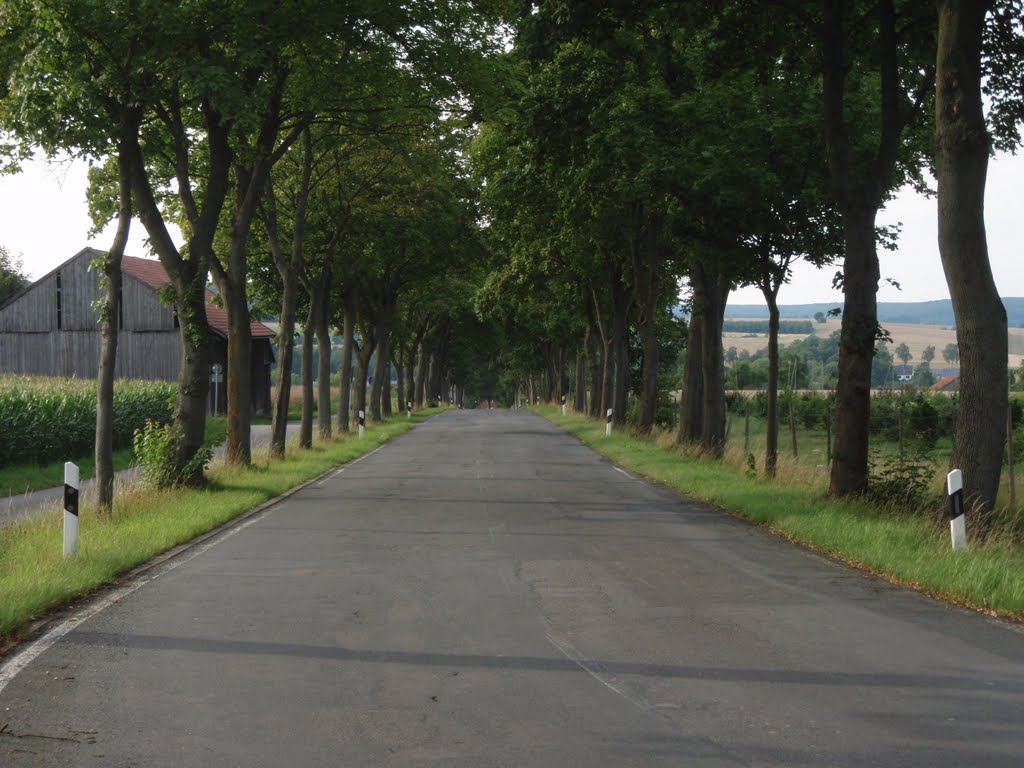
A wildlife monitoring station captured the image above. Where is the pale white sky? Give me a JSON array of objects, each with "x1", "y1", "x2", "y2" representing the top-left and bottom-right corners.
[{"x1": 1, "y1": 150, "x2": 1021, "y2": 304}]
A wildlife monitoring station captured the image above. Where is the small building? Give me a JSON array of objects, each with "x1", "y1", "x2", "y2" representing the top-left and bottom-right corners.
[
  {"x1": 0, "y1": 248, "x2": 275, "y2": 414},
  {"x1": 894, "y1": 365, "x2": 914, "y2": 382}
]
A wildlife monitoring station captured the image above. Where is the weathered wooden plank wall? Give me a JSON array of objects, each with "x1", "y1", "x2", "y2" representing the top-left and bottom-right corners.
[{"x1": 0, "y1": 330, "x2": 181, "y2": 379}]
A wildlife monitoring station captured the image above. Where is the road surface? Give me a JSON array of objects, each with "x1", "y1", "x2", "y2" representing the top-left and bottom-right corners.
[{"x1": 1, "y1": 409, "x2": 1023, "y2": 766}]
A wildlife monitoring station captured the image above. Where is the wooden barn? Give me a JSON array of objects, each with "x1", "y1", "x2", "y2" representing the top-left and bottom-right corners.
[{"x1": 0, "y1": 247, "x2": 275, "y2": 414}]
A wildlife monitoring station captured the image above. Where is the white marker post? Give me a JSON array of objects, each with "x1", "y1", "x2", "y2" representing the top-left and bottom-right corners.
[
  {"x1": 63, "y1": 462, "x2": 80, "y2": 557},
  {"x1": 606, "y1": 408, "x2": 613, "y2": 437},
  {"x1": 358, "y1": 410, "x2": 366, "y2": 440},
  {"x1": 947, "y1": 469, "x2": 967, "y2": 550},
  {"x1": 561, "y1": 395, "x2": 567, "y2": 416},
  {"x1": 407, "y1": 401, "x2": 412, "y2": 419}
]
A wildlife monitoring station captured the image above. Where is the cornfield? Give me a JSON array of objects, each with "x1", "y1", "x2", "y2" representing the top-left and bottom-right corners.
[{"x1": 0, "y1": 376, "x2": 176, "y2": 468}]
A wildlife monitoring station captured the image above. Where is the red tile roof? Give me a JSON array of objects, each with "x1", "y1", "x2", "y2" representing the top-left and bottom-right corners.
[
  {"x1": 930, "y1": 374, "x2": 959, "y2": 391},
  {"x1": 121, "y1": 256, "x2": 275, "y2": 340}
]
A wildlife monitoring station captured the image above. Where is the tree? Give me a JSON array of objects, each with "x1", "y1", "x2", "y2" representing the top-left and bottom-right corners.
[
  {"x1": 943, "y1": 342, "x2": 960, "y2": 363},
  {"x1": 1, "y1": 2, "x2": 223, "y2": 484},
  {"x1": 817, "y1": 0, "x2": 936, "y2": 498},
  {"x1": 934, "y1": 0, "x2": 1022, "y2": 523},
  {"x1": 912, "y1": 361, "x2": 935, "y2": 388},
  {"x1": 895, "y1": 342, "x2": 912, "y2": 366},
  {"x1": 88, "y1": 144, "x2": 132, "y2": 512},
  {"x1": 0, "y1": 245, "x2": 29, "y2": 305},
  {"x1": 922, "y1": 344, "x2": 936, "y2": 364},
  {"x1": 814, "y1": 311, "x2": 827, "y2": 324}
]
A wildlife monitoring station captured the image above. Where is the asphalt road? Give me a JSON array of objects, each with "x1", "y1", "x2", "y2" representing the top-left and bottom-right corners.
[{"x1": 1, "y1": 409, "x2": 1023, "y2": 767}]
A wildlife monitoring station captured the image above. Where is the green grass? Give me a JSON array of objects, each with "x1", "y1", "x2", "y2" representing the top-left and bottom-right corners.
[
  {"x1": 537, "y1": 406, "x2": 1024, "y2": 621},
  {"x1": 0, "y1": 418, "x2": 229, "y2": 497},
  {"x1": 0, "y1": 410, "x2": 438, "y2": 646}
]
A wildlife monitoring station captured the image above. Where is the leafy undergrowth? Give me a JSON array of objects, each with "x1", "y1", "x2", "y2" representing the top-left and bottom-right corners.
[
  {"x1": 0, "y1": 411, "x2": 436, "y2": 647},
  {"x1": 537, "y1": 406, "x2": 1024, "y2": 621}
]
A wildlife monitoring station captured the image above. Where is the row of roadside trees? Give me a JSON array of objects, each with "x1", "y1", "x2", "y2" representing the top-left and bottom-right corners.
[
  {"x1": 2, "y1": 1, "x2": 1021, "y2": 528},
  {"x1": 0, "y1": 0, "x2": 512, "y2": 509},
  {"x1": 470, "y1": 0, "x2": 1023, "y2": 527}
]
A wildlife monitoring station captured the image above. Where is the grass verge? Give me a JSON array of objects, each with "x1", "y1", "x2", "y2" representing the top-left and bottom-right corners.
[
  {"x1": 0, "y1": 418, "x2": 229, "y2": 497},
  {"x1": 0, "y1": 410, "x2": 436, "y2": 648},
  {"x1": 537, "y1": 406, "x2": 1024, "y2": 621}
]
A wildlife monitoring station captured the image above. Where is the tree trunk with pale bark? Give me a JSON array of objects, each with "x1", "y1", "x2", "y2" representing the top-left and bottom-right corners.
[
  {"x1": 936, "y1": 0, "x2": 1006, "y2": 527},
  {"x1": 95, "y1": 141, "x2": 132, "y2": 511}
]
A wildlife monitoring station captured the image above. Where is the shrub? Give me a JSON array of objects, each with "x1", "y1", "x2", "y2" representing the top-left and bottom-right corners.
[
  {"x1": 868, "y1": 449, "x2": 938, "y2": 510},
  {"x1": 132, "y1": 419, "x2": 212, "y2": 488}
]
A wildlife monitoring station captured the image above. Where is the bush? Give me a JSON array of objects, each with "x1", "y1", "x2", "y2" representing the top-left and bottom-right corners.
[
  {"x1": 132, "y1": 419, "x2": 212, "y2": 488},
  {"x1": 868, "y1": 450, "x2": 938, "y2": 510}
]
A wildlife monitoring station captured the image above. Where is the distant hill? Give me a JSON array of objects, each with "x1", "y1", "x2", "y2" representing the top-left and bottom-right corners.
[{"x1": 723, "y1": 298, "x2": 1024, "y2": 328}]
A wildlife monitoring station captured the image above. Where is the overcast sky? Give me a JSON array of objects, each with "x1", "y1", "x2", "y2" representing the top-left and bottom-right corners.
[{"x1": 1, "y1": 149, "x2": 1021, "y2": 307}]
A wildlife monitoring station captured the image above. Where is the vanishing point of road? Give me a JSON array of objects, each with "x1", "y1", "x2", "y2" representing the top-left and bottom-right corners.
[{"x1": 1, "y1": 409, "x2": 1023, "y2": 766}]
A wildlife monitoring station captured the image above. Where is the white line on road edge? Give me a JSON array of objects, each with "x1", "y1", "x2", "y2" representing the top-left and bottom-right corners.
[
  {"x1": 613, "y1": 466, "x2": 642, "y2": 483},
  {"x1": 0, "y1": 441, "x2": 392, "y2": 695},
  {"x1": 0, "y1": 507, "x2": 272, "y2": 696}
]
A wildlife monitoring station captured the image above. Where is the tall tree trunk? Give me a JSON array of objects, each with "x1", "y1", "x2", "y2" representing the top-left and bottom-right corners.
[
  {"x1": 611, "y1": 271, "x2": 630, "y2": 426},
  {"x1": 382, "y1": 341, "x2": 394, "y2": 417},
  {"x1": 95, "y1": 141, "x2": 132, "y2": 512},
  {"x1": 586, "y1": 321, "x2": 601, "y2": 417},
  {"x1": 212, "y1": 248, "x2": 252, "y2": 465},
  {"x1": 763, "y1": 286, "x2": 782, "y2": 477},
  {"x1": 371, "y1": 321, "x2": 388, "y2": 421},
  {"x1": 299, "y1": 305, "x2": 315, "y2": 449},
  {"x1": 678, "y1": 311, "x2": 704, "y2": 444},
  {"x1": 575, "y1": 351, "x2": 586, "y2": 412},
  {"x1": 821, "y1": 0, "x2": 929, "y2": 496},
  {"x1": 338, "y1": 284, "x2": 357, "y2": 433},
  {"x1": 393, "y1": 350, "x2": 405, "y2": 416},
  {"x1": 264, "y1": 129, "x2": 312, "y2": 458},
  {"x1": 125, "y1": 118, "x2": 224, "y2": 484},
  {"x1": 829, "y1": 206, "x2": 879, "y2": 495},
  {"x1": 315, "y1": 288, "x2": 332, "y2": 440},
  {"x1": 355, "y1": 336, "x2": 375, "y2": 423},
  {"x1": 416, "y1": 343, "x2": 429, "y2": 406},
  {"x1": 696, "y1": 266, "x2": 730, "y2": 457},
  {"x1": 633, "y1": 214, "x2": 661, "y2": 434},
  {"x1": 936, "y1": 0, "x2": 1006, "y2": 526},
  {"x1": 429, "y1": 328, "x2": 449, "y2": 403},
  {"x1": 268, "y1": 275, "x2": 297, "y2": 459}
]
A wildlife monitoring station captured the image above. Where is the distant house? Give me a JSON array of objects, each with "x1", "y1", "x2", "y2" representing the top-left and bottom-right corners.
[
  {"x1": 930, "y1": 374, "x2": 959, "y2": 393},
  {"x1": 894, "y1": 365, "x2": 914, "y2": 382},
  {"x1": 0, "y1": 248, "x2": 275, "y2": 414}
]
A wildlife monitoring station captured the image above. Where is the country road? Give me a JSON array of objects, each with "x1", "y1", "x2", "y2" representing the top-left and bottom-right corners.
[{"x1": 1, "y1": 409, "x2": 1023, "y2": 766}]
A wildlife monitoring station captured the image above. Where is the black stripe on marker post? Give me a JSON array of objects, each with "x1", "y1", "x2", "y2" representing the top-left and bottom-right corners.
[
  {"x1": 64, "y1": 484, "x2": 79, "y2": 517},
  {"x1": 358, "y1": 411, "x2": 366, "y2": 428},
  {"x1": 948, "y1": 488, "x2": 965, "y2": 521},
  {"x1": 606, "y1": 409, "x2": 613, "y2": 424}
]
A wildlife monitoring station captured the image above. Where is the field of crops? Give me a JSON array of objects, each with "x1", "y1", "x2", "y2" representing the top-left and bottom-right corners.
[{"x1": 0, "y1": 376, "x2": 176, "y2": 468}]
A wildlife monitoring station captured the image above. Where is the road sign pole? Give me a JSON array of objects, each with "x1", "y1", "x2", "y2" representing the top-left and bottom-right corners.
[{"x1": 63, "y1": 462, "x2": 79, "y2": 557}]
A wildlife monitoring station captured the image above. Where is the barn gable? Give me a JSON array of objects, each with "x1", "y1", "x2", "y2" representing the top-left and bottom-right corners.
[{"x1": 0, "y1": 250, "x2": 275, "y2": 413}]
